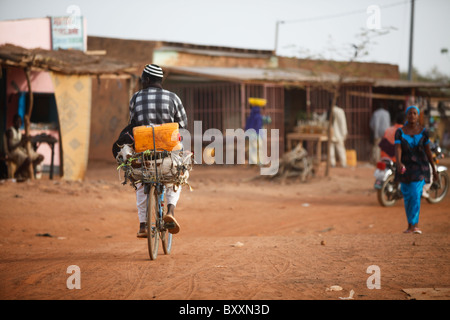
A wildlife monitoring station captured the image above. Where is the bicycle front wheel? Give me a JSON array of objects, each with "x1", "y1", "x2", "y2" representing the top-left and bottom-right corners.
[{"x1": 147, "y1": 186, "x2": 159, "y2": 260}]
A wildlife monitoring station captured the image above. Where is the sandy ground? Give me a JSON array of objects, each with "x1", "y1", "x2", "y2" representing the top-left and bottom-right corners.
[{"x1": 0, "y1": 158, "x2": 449, "y2": 301}]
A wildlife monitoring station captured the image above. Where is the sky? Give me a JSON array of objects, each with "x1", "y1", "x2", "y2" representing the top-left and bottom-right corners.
[{"x1": 1, "y1": 0, "x2": 449, "y2": 76}]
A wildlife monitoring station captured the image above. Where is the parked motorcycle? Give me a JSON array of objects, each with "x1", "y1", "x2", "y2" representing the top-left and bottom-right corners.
[{"x1": 374, "y1": 142, "x2": 449, "y2": 207}]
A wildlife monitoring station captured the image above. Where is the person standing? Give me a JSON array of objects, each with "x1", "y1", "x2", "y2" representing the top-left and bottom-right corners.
[
  {"x1": 129, "y1": 64, "x2": 188, "y2": 237},
  {"x1": 245, "y1": 98, "x2": 265, "y2": 165},
  {"x1": 370, "y1": 103, "x2": 391, "y2": 164},
  {"x1": 395, "y1": 106, "x2": 438, "y2": 234},
  {"x1": 329, "y1": 105, "x2": 348, "y2": 167}
]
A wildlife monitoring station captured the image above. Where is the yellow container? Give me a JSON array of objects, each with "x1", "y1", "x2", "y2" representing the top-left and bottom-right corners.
[
  {"x1": 133, "y1": 123, "x2": 182, "y2": 152},
  {"x1": 248, "y1": 97, "x2": 267, "y2": 107},
  {"x1": 346, "y1": 149, "x2": 357, "y2": 167}
]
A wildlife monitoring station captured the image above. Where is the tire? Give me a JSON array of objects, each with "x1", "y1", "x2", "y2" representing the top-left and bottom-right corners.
[
  {"x1": 377, "y1": 174, "x2": 399, "y2": 207},
  {"x1": 161, "y1": 222, "x2": 173, "y2": 255},
  {"x1": 161, "y1": 191, "x2": 173, "y2": 255},
  {"x1": 147, "y1": 186, "x2": 159, "y2": 260},
  {"x1": 427, "y1": 171, "x2": 449, "y2": 204}
]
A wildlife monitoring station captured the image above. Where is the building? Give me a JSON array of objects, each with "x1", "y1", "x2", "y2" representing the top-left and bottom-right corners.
[
  {"x1": 2, "y1": 19, "x2": 448, "y2": 180},
  {"x1": 0, "y1": 18, "x2": 135, "y2": 180},
  {"x1": 90, "y1": 36, "x2": 450, "y2": 163}
]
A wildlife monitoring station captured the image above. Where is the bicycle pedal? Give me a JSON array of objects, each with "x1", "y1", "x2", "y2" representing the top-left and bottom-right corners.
[{"x1": 164, "y1": 222, "x2": 176, "y2": 229}]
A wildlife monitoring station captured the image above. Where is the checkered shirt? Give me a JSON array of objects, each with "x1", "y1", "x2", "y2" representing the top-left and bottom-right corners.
[{"x1": 129, "y1": 87, "x2": 188, "y2": 129}]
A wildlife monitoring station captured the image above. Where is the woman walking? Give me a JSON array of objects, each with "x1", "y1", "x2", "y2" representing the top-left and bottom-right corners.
[{"x1": 394, "y1": 106, "x2": 438, "y2": 234}]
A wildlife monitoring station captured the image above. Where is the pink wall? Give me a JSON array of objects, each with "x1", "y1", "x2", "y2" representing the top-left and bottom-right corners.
[
  {"x1": 6, "y1": 68, "x2": 54, "y2": 94},
  {"x1": 1, "y1": 18, "x2": 55, "y2": 94},
  {"x1": 0, "y1": 16, "x2": 88, "y2": 94},
  {"x1": 0, "y1": 16, "x2": 88, "y2": 52},
  {"x1": 0, "y1": 18, "x2": 52, "y2": 50},
  {"x1": 5, "y1": 68, "x2": 54, "y2": 129}
]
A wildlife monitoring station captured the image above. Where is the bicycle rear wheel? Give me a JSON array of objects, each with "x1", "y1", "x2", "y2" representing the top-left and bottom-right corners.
[{"x1": 147, "y1": 186, "x2": 159, "y2": 260}]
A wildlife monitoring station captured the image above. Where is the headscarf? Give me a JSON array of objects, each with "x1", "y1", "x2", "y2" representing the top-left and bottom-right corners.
[{"x1": 405, "y1": 105, "x2": 420, "y2": 115}]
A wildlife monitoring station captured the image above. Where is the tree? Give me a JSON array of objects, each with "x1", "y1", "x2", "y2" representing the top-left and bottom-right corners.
[
  {"x1": 24, "y1": 67, "x2": 35, "y2": 180},
  {"x1": 400, "y1": 66, "x2": 450, "y2": 84}
]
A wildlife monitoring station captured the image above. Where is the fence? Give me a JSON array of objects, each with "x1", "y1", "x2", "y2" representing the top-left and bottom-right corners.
[
  {"x1": 166, "y1": 80, "x2": 372, "y2": 162},
  {"x1": 308, "y1": 84, "x2": 372, "y2": 162},
  {"x1": 165, "y1": 81, "x2": 285, "y2": 160}
]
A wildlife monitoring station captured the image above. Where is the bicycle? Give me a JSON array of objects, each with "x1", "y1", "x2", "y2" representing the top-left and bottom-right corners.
[
  {"x1": 117, "y1": 125, "x2": 193, "y2": 261},
  {"x1": 137, "y1": 142, "x2": 177, "y2": 260}
]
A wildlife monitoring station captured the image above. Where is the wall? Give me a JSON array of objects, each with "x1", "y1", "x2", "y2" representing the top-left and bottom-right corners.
[
  {"x1": 154, "y1": 50, "x2": 272, "y2": 68},
  {"x1": 87, "y1": 36, "x2": 157, "y2": 70},
  {"x1": 0, "y1": 18, "x2": 52, "y2": 50},
  {"x1": 6, "y1": 67, "x2": 54, "y2": 95},
  {"x1": 0, "y1": 16, "x2": 88, "y2": 51},
  {"x1": 0, "y1": 16, "x2": 90, "y2": 97},
  {"x1": 278, "y1": 57, "x2": 400, "y2": 80},
  {"x1": 1, "y1": 18, "x2": 55, "y2": 98},
  {"x1": 89, "y1": 77, "x2": 130, "y2": 161},
  {"x1": 88, "y1": 36, "x2": 276, "y2": 70},
  {"x1": 5, "y1": 67, "x2": 54, "y2": 127}
]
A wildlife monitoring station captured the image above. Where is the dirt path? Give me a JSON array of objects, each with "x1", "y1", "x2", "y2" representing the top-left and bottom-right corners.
[{"x1": 1, "y1": 160, "x2": 449, "y2": 301}]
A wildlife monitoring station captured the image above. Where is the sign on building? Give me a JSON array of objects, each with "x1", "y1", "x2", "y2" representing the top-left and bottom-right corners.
[{"x1": 51, "y1": 16, "x2": 84, "y2": 51}]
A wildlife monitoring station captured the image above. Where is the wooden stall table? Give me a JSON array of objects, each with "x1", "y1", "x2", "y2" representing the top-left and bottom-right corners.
[
  {"x1": 286, "y1": 132, "x2": 328, "y2": 169},
  {"x1": 31, "y1": 133, "x2": 58, "y2": 179}
]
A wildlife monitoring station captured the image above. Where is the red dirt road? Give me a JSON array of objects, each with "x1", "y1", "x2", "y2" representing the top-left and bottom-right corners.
[{"x1": 0, "y1": 160, "x2": 449, "y2": 300}]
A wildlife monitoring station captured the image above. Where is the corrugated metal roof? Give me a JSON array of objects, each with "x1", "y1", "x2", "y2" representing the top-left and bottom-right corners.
[
  {"x1": 157, "y1": 41, "x2": 274, "y2": 58},
  {"x1": 157, "y1": 46, "x2": 272, "y2": 59},
  {"x1": 165, "y1": 66, "x2": 340, "y2": 84},
  {"x1": 165, "y1": 65, "x2": 450, "y2": 89},
  {"x1": 373, "y1": 78, "x2": 450, "y2": 88}
]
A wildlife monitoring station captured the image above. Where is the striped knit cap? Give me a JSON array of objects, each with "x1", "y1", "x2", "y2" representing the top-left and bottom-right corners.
[{"x1": 143, "y1": 64, "x2": 163, "y2": 78}]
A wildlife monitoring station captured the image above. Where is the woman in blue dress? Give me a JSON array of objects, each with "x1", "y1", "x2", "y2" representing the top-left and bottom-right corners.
[{"x1": 394, "y1": 106, "x2": 438, "y2": 234}]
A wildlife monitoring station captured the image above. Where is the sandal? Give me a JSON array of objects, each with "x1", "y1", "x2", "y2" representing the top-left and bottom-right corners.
[
  {"x1": 413, "y1": 228, "x2": 422, "y2": 234},
  {"x1": 403, "y1": 229, "x2": 413, "y2": 234},
  {"x1": 163, "y1": 214, "x2": 180, "y2": 234},
  {"x1": 136, "y1": 223, "x2": 147, "y2": 238}
]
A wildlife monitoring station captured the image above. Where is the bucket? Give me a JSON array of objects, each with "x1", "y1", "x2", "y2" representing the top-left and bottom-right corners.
[
  {"x1": 133, "y1": 123, "x2": 182, "y2": 153},
  {"x1": 346, "y1": 149, "x2": 357, "y2": 167}
]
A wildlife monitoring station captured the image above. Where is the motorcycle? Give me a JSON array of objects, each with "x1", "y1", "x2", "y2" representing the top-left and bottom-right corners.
[{"x1": 374, "y1": 142, "x2": 449, "y2": 207}]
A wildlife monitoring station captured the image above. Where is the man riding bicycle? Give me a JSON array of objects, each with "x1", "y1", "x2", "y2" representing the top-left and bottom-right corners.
[{"x1": 129, "y1": 64, "x2": 188, "y2": 238}]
